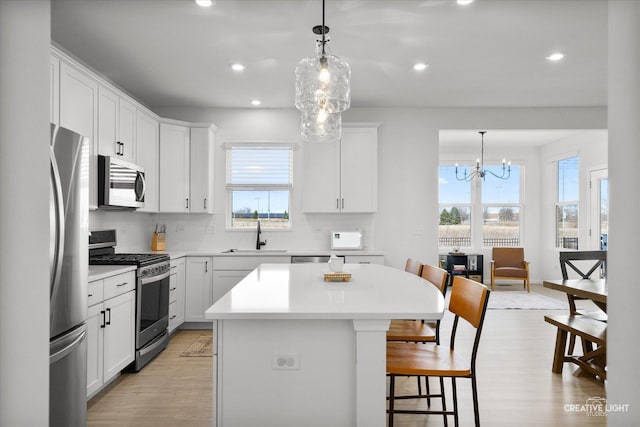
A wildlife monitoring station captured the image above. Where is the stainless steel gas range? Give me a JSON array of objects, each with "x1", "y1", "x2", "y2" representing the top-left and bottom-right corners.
[{"x1": 89, "y1": 230, "x2": 170, "y2": 371}]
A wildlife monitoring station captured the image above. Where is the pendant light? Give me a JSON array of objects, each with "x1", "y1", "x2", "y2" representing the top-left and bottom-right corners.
[{"x1": 295, "y1": 0, "x2": 351, "y2": 142}]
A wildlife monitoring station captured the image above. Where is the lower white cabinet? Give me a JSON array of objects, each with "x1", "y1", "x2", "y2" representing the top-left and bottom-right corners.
[
  {"x1": 169, "y1": 257, "x2": 186, "y2": 332},
  {"x1": 86, "y1": 271, "x2": 136, "y2": 399},
  {"x1": 212, "y1": 270, "x2": 250, "y2": 303},
  {"x1": 185, "y1": 257, "x2": 213, "y2": 322}
]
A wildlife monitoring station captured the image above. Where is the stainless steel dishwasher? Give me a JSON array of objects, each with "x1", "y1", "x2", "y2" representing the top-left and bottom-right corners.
[{"x1": 290, "y1": 255, "x2": 345, "y2": 263}]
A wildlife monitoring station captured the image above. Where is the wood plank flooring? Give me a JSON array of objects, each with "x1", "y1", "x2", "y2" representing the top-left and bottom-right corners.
[{"x1": 88, "y1": 283, "x2": 606, "y2": 426}]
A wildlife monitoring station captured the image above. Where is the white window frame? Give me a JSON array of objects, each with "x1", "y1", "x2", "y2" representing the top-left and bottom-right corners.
[
  {"x1": 225, "y1": 142, "x2": 295, "y2": 231},
  {"x1": 555, "y1": 155, "x2": 580, "y2": 249},
  {"x1": 439, "y1": 161, "x2": 525, "y2": 250}
]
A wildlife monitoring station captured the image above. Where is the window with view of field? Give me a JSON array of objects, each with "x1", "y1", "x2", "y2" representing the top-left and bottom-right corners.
[
  {"x1": 556, "y1": 156, "x2": 579, "y2": 248},
  {"x1": 226, "y1": 145, "x2": 292, "y2": 229},
  {"x1": 439, "y1": 164, "x2": 522, "y2": 248}
]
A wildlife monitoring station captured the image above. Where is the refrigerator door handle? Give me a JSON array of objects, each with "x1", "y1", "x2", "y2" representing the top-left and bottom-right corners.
[
  {"x1": 49, "y1": 145, "x2": 66, "y2": 300},
  {"x1": 50, "y1": 329, "x2": 86, "y2": 365}
]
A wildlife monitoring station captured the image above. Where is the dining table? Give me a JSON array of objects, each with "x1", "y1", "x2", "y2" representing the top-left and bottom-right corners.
[
  {"x1": 543, "y1": 278, "x2": 607, "y2": 313},
  {"x1": 543, "y1": 278, "x2": 607, "y2": 380}
]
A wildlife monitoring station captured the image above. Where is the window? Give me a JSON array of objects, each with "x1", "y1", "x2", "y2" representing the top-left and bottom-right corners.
[
  {"x1": 439, "y1": 166, "x2": 472, "y2": 247},
  {"x1": 556, "y1": 156, "x2": 579, "y2": 248},
  {"x1": 226, "y1": 144, "x2": 293, "y2": 229},
  {"x1": 481, "y1": 165, "x2": 521, "y2": 247},
  {"x1": 439, "y1": 164, "x2": 523, "y2": 249}
]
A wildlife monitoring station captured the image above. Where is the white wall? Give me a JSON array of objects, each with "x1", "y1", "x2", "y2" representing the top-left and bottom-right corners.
[
  {"x1": 0, "y1": 1, "x2": 51, "y2": 425},
  {"x1": 608, "y1": 1, "x2": 640, "y2": 423}
]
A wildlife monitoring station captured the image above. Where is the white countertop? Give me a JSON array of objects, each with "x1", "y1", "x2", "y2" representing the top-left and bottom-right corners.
[
  {"x1": 88, "y1": 265, "x2": 136, "y2": 282},
  {"x1": 205, "y1": 263, "x2": 444, "y2": 320}
]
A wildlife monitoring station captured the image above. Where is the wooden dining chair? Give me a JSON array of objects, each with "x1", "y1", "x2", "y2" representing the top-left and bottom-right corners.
[
  {"x1": 387, "y1": 264, "x2": 448, "y2": 345},
  {"x1": 387, "y1": 276, "x2": 490, "y2": 427},
  {"x1": 559, "y1": 251, "x2": 607, "y2": 354},
  {"x1": 404, "y1": 258, "x2": 423, "y2": 277},
  {"x1": 387, "y1": 263, "x2": 448, "y2": 402}
]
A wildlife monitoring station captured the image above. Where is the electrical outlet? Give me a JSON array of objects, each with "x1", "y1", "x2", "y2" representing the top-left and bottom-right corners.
[
  {"x1": 206, "y1": 225, "x2": 216, "y2": 234},
  {"x1": 414, "y1": 227, "x2": 424, "y2": 236},
  {"x1": 176, "y1": 224, "x2": 185, "y2": 232},
  {"x1": 272, "y1": 352, "x2": 299, "y2": 370}
]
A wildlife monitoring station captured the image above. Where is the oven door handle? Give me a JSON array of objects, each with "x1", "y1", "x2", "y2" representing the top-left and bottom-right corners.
[{"x1": 140, "y1": 270, "x2": 171, "y2": 285}]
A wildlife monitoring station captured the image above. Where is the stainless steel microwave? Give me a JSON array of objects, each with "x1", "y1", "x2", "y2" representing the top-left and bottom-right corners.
[{"x1": 98, "y1": 155, "x2": 145, "y2": 209}]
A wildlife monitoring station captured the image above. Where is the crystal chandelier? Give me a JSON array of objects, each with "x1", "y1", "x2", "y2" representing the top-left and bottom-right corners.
[
  {"x1": 455, "y1": 131, "x2": 511, "y2": 181},
  {"x1": 295, "y1": 0, "x2": 351, "y2": 142}
]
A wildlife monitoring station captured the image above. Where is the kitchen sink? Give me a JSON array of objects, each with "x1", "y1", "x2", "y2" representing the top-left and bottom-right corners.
[{"x1": 221, "y1": 249, "x2": 288, "y2": 254}]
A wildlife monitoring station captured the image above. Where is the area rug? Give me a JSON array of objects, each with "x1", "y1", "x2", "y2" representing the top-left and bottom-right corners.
[
  {"x1": 180, "y1": 335, "x2": 213, "y2": 357},
  {"x1": 486, "y1": 291, "x2": 567, "y2": 310}
]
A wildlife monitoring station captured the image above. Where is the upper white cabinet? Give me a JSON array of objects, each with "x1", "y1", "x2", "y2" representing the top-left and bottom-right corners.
[
  {"x1": 59, "y1": 60, "x2": 99, "y2": 209},
  {"x1": 136, "y1": 110, "x2": 160, "y2": 213},
  {"x1": 159, "y1": 123, "x2": 190, "y2": 212},
  {"x1": 98, "y1": 85, "x2": 137, "y2": 163},
  {"x1": 159, "y1": 122, "x2": 215, "y2": 213},
  {"x1": 303, "y1": 125, "x2": 378, "y2": 213},
  {"x1": 189, "y1": 126, "x2": 215, "y2": 213}
]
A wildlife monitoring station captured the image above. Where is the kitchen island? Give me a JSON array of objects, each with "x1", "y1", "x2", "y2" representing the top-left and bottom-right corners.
[{"x1": 205, "y1": 263, "x2": 445, "y2": 427}]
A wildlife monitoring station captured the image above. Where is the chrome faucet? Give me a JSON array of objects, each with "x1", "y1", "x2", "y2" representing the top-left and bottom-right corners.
[{"x1": 256, "y1": 220, "x2": 266, "y2": 250}]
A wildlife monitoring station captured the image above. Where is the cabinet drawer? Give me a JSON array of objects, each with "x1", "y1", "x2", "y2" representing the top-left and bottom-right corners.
[
  {"x1": 213, "y1": 256, "x2": 290, "y2": 271},
  {"x1": 87, "y1": 280, "x2": 103, "y2": 307},
  {"x1": 103, "y1": 271, "x2": 136, "y2": 300}
]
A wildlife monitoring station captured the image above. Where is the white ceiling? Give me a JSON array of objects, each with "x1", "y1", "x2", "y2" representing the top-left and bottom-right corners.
[{"x1": 51, "y1": 0, "x2": 607, "y2": 110}]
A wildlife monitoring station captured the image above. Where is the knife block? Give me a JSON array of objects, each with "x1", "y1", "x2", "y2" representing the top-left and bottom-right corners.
[{"x1": 151, "y1": 231, "x2": 166, "y2": 251}]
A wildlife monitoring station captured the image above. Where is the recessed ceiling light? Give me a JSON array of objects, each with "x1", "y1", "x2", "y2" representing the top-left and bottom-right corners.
[
  {"x1": 250, "y1": 100, "x2": 261, "y2": 106},
  {"x1": 457, "y1": 0, "x2": 474, "y2": 5},
  {"x1": 231, "y1": 63, "x2": 245, "y2": 72},
  {"x1": 195, "y1": 0, "x2": 214, "y2": 7},
  {"x1": 546, "y1": 52, "x2": 566, "y2": 62},
  {"x1": 413, "y1": 63, "x2": 429, "y2": 71}
]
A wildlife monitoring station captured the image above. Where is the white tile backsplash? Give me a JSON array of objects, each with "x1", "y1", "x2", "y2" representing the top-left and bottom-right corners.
[{"x1": 89, "y1": 210, "x2": 375, "y2": 253}]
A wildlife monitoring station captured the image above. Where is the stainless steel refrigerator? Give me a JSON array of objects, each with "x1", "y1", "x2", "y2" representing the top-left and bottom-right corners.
[{"x1": 49, "y1": 124, "x2": 89, "y2": 426}]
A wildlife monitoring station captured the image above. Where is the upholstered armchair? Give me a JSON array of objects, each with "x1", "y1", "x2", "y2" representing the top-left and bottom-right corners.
[{"x1": 490, "y1": 247, "x2": 530, "y2": 292}]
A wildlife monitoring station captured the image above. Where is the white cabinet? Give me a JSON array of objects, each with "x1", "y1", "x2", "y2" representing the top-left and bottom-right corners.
[
  {"x1": 159, "y1": 123, "x2": 190, "y2": 212},
  {"x1": 136, "y1": 110, "x2": 160, "y2": 212},
  {"x1": 103, "y1": 291, "x2": 136, "y2": 379},
  {"x1": 50, "y1": 54, "x2": 59, "y2": 126},
  {"x1": 159, "y1": 123, "x2": 215, "y2": 213},
  {"x1": 211, "y1": 255, "x2": 291, "y2": 304},
  {"x1": 59, "y1": 60, "x2": 99, "y2": 209},
  {"x1": 189, "y1": 126, "x2": 215, "y2": 213},
  {"x1": 97, "y1": 85, "x2": 137, "y2": 163},
  {"x1": 169, "y1": 257, "x2": 186, "y2": 333},
  {"x1": 86, "y1": 303, "x2": 104, "y2": 397},
  {"x1": 86, "y1": 270, "x2": 136, "y2": 398},
  {"x1": 303, "y1": 125, "x2": 378, "y2": 213},
  {"x1": 344, "y1": 255, "x2": 384, "y2": 265},
  {"x1": 185, "y1": 257, "x2": 213, "y2": 322},
  {"x1": 212, "y1": 270, "x2": 250, "y2": 304}
]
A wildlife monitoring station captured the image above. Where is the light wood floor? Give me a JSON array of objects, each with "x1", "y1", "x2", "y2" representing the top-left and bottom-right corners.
[{"x1": 88, "y1": 283, "x2": 606, "y2": 426}]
